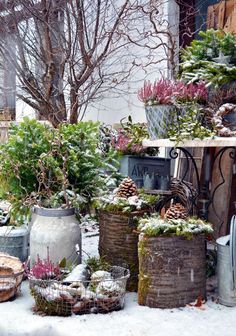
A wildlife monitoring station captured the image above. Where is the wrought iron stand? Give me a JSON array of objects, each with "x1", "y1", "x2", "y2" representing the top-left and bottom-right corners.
[{"x1": 169, "y1": 146, "x2": 236, "y2": 233}]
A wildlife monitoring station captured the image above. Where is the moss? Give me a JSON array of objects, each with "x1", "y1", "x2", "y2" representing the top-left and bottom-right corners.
[
  {"x1": 138, "y1": 271, "x2": 150, "y2": 305},
  {"x1": 138, "y1": 237, "x2": 151, "y2": 304},
  {"x1": 138, "y1": 236, "x2": 149, "y2": 257}
]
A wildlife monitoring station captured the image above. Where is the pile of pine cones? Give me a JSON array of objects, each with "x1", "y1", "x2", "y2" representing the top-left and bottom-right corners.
[{"x1": 116, "y1": 177, "x2": 138, "y2": 198}]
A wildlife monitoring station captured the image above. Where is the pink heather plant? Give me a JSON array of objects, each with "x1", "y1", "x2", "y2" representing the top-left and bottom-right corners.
[
  {"x1": 138, "y1": 79, "x2": 208, "y2": 105},
  {"x1": 174, "y1": 81, "x2": 208, "y2": 104},
  {"x1": 29, "y1": 252, "x2": 61, "y2": 280},
  {"x1": 112, "y1": 129, "x2": 145, "y2": 155},
  {"x1": 138, "y1": 79, "x2": 175, "y2": 105}
]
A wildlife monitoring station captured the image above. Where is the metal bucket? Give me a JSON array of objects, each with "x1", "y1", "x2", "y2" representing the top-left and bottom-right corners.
[
  {"x1": 0, "y1": 226, "x2": 29, "y2": 262},
  {"x1": 217, "y1": 215, "x2": 236, "y2": 306}
]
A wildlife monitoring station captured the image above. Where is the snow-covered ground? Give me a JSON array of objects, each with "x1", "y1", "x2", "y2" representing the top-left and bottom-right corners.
[{"x1": 0, "y1": 232, "x2": 236, "y2": 336}]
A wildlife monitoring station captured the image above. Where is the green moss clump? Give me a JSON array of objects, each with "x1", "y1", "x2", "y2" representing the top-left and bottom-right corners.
[{"x1": 138, "y1": 271, "x2": 150, "y2": 305}]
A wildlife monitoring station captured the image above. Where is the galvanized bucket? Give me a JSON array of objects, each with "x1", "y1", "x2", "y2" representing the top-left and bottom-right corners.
[
  {"x1": 0, "y1": 226, "x2": 29, "y2": 262},
  {"x1": 217, "y1": 215, "x2": 236, "y2": 306}
]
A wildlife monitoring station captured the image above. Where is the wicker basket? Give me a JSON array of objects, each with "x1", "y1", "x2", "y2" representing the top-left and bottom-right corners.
[
  {"x1": 0, "y1": 253, "x2": 24, "y2": 302},
  {"x1": 99, "y1": 210, "x2": 148, "y2": 291},
  {"x1": 138, "y1": 234, "x2": 206, "y2": 308},
  {"x1": 29, "y1": 266, "x2": 130, "y2": 316}
]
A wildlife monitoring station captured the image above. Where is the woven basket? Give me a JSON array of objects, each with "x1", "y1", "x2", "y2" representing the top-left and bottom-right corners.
[
  {"x1": 99, "y1": 209, "x2": 148, "y2": 291},
  {"x1": 138, "y1": 234, "x2": 206, "y2": 308},
  {"x1": 0, "y1": 253, "x2": 24, "y2": 302},
  {"x1": 29, "y1": 266, "x2": 129, "y2": 316}
]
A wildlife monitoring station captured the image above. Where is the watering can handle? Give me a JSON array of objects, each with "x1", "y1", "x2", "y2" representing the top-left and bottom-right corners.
[{"x1": 230, "y1": 215, "x2": 236, "y2": 291}]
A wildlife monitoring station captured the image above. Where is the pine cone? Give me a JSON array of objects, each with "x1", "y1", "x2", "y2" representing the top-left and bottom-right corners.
[
  {"x1": 116, "y1": 177, "x2": 138, "y2": 198},
  {"x1": 164, "y1": 203, "x2": 188, "y2": 220}
]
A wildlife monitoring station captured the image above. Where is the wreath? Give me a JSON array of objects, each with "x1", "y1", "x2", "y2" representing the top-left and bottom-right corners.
[{"x1": 212, "y1": 103, "x2": 236, "y2": 137}]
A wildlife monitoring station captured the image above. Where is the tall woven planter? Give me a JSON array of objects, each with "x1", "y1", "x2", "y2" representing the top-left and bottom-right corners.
[
  {"x1": 145, "y1": 105, "x2": 175, "y2": 140},
  {"x1": 138, "y1": 234, "x2": 206, "y2": 308},
  {"x1": 99, "y1": 210, "x2": 147, "y2": 292}
]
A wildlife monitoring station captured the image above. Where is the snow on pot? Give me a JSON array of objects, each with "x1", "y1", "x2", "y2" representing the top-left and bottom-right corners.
[
  {"x1": 137, "y1": 213, "x2": 213, "y2": 308},
  {"x1": 30, "y1": 207, "x2": 82, "y2": 266},
  {"x1": 0, "y1": 226, "x2": 29, "y2": 262}
]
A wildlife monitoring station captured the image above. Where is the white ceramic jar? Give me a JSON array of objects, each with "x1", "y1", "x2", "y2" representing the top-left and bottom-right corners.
[{"x1": 30, "y1": 207, "x2": 82, "y2": 266}]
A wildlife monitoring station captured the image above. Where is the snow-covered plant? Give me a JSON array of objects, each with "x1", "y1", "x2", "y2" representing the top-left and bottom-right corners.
[
  {"x1": 180, "y1": 29, "x2": 236, "y2": 87},
  {"x1": 138, "y1": 215, "x2": 213, "y2": 239},
  {"x1": 28, "y1": 252, "x2": 61, "y2": 280},
  {"x1": 138, "y1": 79, "x2": 208, "y2": 106},
  {"x1": 167, "y1": 106, "x2": 215, "y2": 144},
  {"x1": 94, "y1": 191, "x2": 158, "y2": 213}
]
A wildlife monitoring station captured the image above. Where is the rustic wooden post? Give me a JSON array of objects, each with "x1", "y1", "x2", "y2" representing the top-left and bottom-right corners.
[{"x1": 208, "y1": 147, "x2": 234, "y2": 237}]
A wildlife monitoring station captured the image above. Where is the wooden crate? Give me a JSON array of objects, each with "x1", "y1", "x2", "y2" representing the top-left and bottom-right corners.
[{"x1": 207, "y1": 0, "x2": 236, "y2": 33}]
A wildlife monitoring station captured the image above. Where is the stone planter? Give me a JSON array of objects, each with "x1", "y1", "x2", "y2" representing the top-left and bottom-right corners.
[
  {"x1": 145, "y1": 104, "x2": 176, "y2": 140},
  {"x1": 138, "y1": 234, "x2": 206, "y2": 308},
  {"x1": 99, "y1": 210, "x2": 148, "y2": 291},
  {"x1": 0, "y1": 226, "x2": 29, "y2": 262},
  {"x1": 30, "y1": 207, "x2": 82, "y2": 266}
]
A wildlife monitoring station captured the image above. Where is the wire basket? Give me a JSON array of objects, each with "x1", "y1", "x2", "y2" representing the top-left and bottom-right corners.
[{"x1": 29, "y1": 266, "x2": 130, "y2": 316}]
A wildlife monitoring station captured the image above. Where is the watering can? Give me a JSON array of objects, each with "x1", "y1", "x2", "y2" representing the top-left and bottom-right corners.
[{"x1": 217, "y1": 215, "x2": 236, "y2": 306}]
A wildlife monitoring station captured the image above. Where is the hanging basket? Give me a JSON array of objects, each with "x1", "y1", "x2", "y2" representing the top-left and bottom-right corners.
[
  {"x1": 138, "y1": 234, "x2": 206, "y2": 308},
  {"x1": 99, "y1": 209, "x2": 148, "y2": 291},
  {"x1": 145, "y1": 104, "x2": 176, "y2": 140},
  {"x1": 29, "y1": 266, "x2": 130, "y2": 316}
]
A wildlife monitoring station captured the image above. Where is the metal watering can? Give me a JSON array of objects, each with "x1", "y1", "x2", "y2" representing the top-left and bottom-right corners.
[{"x1": 217, "y1": 215, "x2": 236, "y2": 306}]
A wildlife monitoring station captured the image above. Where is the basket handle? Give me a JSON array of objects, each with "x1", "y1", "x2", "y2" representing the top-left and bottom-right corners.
[{"x1": 230, "y1": 215, "x2": 236, "y2": 290}]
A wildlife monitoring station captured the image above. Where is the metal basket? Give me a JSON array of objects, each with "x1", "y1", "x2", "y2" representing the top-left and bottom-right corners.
[{"x1": 29, "y1": 266, "x2": 130, "y2": 316}]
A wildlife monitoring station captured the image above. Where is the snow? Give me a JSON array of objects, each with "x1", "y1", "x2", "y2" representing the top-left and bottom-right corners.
[{"x1": 0, "y1": 232, "x2": 236, "y2": 335}]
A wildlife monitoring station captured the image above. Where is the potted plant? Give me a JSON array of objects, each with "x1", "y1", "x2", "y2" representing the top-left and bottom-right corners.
[
  {"x1": 137, "y1": 203, "x2": 213, "y2": 308},
  {"x1": 138, "y1": 78, "x2": 208, "y2": 140},
  {"x1": 108, "y1": 116, "x2": 171, "y2": 190},
  {"x1": 180, "y1": 29, "x2": 236, "y2": 87},
  {"x1": 0, "y1": 118, "x2": 110, "y2": 265},
  {"x1": 95, "y1": 177, "x2": 159, "y2": 291}
]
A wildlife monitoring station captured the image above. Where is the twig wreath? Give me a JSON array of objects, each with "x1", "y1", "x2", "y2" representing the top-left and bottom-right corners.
[{"x1": 212, "y1": 103, "x2": 236, "y2": 137}]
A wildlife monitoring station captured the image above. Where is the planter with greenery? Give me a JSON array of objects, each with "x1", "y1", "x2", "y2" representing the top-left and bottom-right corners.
[
  {"x1": 95, "y1": 177, "x2": 159, "y2": 291},
  {"x1": 137, "y1": 205, "x2": 213, "y2": 308},
  {"x1": 0, "y1": 118, "x2": 113, "y2": 265},
  {"x1": 180, "y1": 29, "x2": 236, "y2": 87},
  {"x1": 138, "y1": 78, "x2": 208, "y2": 140}
]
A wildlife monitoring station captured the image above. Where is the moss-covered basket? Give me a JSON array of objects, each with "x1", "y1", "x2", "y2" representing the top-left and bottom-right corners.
[
  {"x1": 138, "y1": 233, "x2": 206, "y2": 308},
  {"x1": 99, "y1": 210, "x2": 147, "y2": 292}
]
